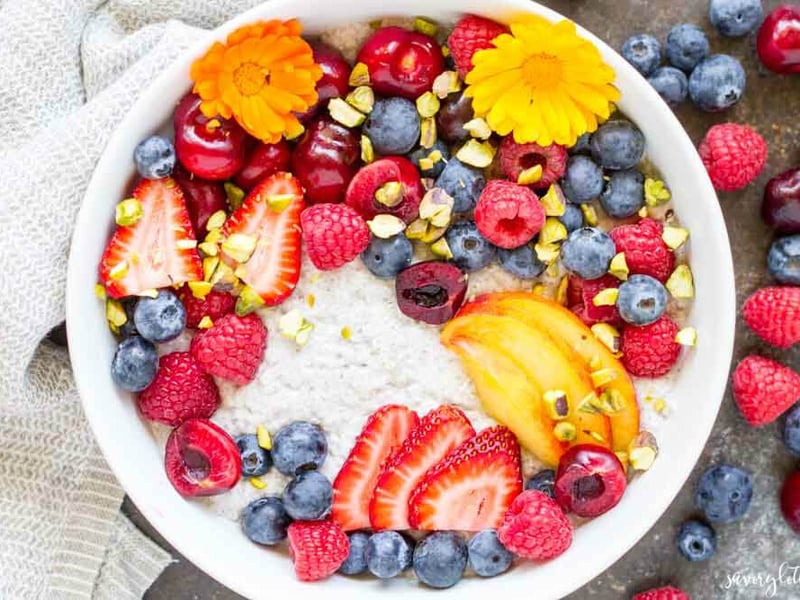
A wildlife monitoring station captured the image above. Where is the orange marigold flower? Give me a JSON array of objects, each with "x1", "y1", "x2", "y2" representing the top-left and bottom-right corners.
[{"x1": 190, "y1": 19, "x2": 322, "y2": 143}]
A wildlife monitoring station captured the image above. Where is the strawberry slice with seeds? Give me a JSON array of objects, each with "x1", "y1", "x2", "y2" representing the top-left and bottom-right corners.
[
  {"x1": 369, "y1": 405, "x2": 474, "y2": 530},
  {"x1": 99, "y1": 178, "x2": 202, "y2": 298},
  {"x1": 332, "y1": 405, "x2": 420, "y2": 531},
  {"x1": 221, "y1": 172, "x2": 304, "y2": 306},
  {"x1": 408, "y1": 426, "x2": 522, "y2": 531}
]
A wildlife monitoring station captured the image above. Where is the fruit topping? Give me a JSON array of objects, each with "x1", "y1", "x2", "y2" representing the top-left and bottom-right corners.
[
  {"x1": 768, "y1": 235, "x2": 800, "y2": 285},
  {"x1": 497, "y1": 244, "x2": 546, "y2": 280},
  {"x1": 665, "y1": 24, "x2": 710, "y2": 71},
  {"x1": 499, "y1": 137, "x2": 568, "y2": 190},
  {"x1": 497, "y1": 489, "x2": 573, "y2": 561},
  {"x1": 356, "y1": 27, "x2": 445, "y2": 99},
  {"x1": 781, "y1": 471, "x2": 800, "y2": 533},
  {"x1": 190, "y1": 313, "x2": 268, "y2": 385},
  {"x1": 561, "y1": 155, "x2": 603, "y2": 204},
  {"x1": 408, "y1": 140, "x2": 450, "y2": 178},
  {"x1": 172, "y1": 165, "x2": 227, "y2": 238},
  {"x1": 467, "y1": 529, "x2": 513, "y2": 577},
  {"x1": 609, "y1": 218, "x2": 675, "y2": 283},
  {"x1": 242, "y1": 496, "x2": 291, "y2": 546},
  {"x1": 445, "y1": 220, "x2": 497, "y2": 272},
  {"x1": 408, "y1": 426, "x2": 522, "y2": 531},
  {"x1": 99, "y1": 178, "x2": 203, "y2": 298},
  {"x1": 164, "y1": 418, "x2": 241, "y2": 497},
  {"x1": 345, "y1": 157, "x2": 424, "y2": 223},
  {"x1": 698, "y1": 123, "x2": 767, "y2": 192},
  {"x1": 176, "y1": 285, "x2": 235, "y2": 329},
  {"x1": 412, "y1": 531, "x2": 468, "y2": 589},
  {"x1": 283, "y1": 470, "x2": 333, "y2": 521},
  {"x1": 620, "y1": 316, "x2": 681, "y2": 378},
  {"x1": 561, "y1": 227, "x2": 617, "y2": 280},
  {"x1": 132, "y1": 289, "x2": 186, "y2": 342},
  {"x1": 110, "y1": 336, "x2": 158, "y2": 392},
  {"x1": 363, "y1": 97, "x2": 421, "y2": 156},
  {"x1": 300, "y1": 42, "x2": 351, "y2": 121},
  {"x1": 271, "y1": 421, "x2": 328, "y2": 475},
  {"x1": 694, "y1": 464, "x2": 753, "y2": 524},
  {"x1": 235, "y1": 434, "x2": 272, "y2": 478},
  {"x1": 742, "y1": 286, "x2": 800, "y2": 348},
  {"x1": 360, "y1": 234, "x2": 413, "y2": 278},
  {"x1": 370, "y1": 405, "x2": 474, "y2": 530},
  {"x1": 474, "y1": 181, "x2": 545, "y2": 249},
  {"x1": 675, "y1": 519, "x2": 717, "y2": 562},
  {"x1": 732, "y1": 355, "x2": 800, "y2": 426},
  {"x1": 757, "y1": 4, "x2": 800, "y2": 74},
  {"x1": 365, "y1": 531, "x2": 413, "y2": 578},
  {"x1": 570, "y1": 275, "x2": 623, "y2": 326},
  {"x1": 590, "y1": 119, "x2": 645, "y2": 171},
  {"x1": 394, "y1": 261, "x2": 468, "y2": 325},
  {"x1": 448, "y1": 15, "x2": 509, "y2": 78},
  {"x1": 526, "y1": 469, "x2": 556, "y2": 498},
  {"x1": 763, "y1": 167, "x2": 800, "y2": 234},
  {"x1": 233, "y1": 141, "x2": 292, "y2": 190},
  {"x1": 434, "y1": 157, "x2": 486, "y2": 213},
  {"x1": 301, "y1": 203, "x2": 371, "y2": 271},
  {"x1": 134, "y1": 135, "x2": 176, "y2": 180},
  {"x1": 339, "y1": 531, "x2": 370, "y2": 575},
  {"x1": 332, "y1": 405, "x2": 420, "y2": 531},
  {"x1": 287, "y1": 520, "x2": 350, "y2": 582},
  {"x1": 621, "y1": 34, "x2": 662, "y2": 76},
  {"x1": 554, "y1": 444, "x2": 626, "y2": 517},
  {"x1": 600, "y1": 169, "x2": 645, "y2": 219},
  {"x1": 616, "y1": 274, "x2": 668, "y2": 326},
  {"x1": 688, "y1": 54, "x2": 746, "y2": 112},
  {"x1": 436, "y1": 92, "x2": 475, "y2": 144}
]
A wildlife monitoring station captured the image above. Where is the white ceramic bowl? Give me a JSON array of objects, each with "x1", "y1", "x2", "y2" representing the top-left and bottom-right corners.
[{"x1": 66, "y1": 0, "x2": 736, "y2": 597}]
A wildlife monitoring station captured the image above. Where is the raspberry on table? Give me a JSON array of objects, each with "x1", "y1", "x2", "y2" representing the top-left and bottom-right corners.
[
  {"x1": 497, "y1": 490, "x2": 573, "y2": 561},
  {"x1": 301, "y1": 203, "x2": 370, "y2": 271},
  {"x1": 698, "y1": 123, "x2": 767, "y2": 192},
  {"x1": 447, "y1": 14, "x2": 509, "y2": 78},
  {"x1": 733, "y1": 355, "x2": 800, "y2": 426},
  {"x1": 610, "y1": 218, "x2": 675, "y2": 283},
  {"x1": 633, "y1": 586, "x2": 691, "y2": 600},
  {"x1": 474, "y1": 180, "x2": 545, "y2": 249},
  {"x1": 620, "y1": 316, "x2": 681, "y2": 378},
  {"x1": 190, "y1": 313, "x2": 268, "y2": 385},
  {"x1": 742, "y1": 286, "x2": 800, "y2": 349}
]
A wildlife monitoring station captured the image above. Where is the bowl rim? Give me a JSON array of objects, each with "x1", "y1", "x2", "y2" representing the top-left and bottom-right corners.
[{"x1": 66, "y1": 0, "x2": 736, "y2": 597}]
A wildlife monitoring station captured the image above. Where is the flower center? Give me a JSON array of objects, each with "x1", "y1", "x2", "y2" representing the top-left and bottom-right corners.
[
  {"x1": 234, "y1": 62, "x2": 268, "y2": 96},
  {"x1": 521, "y1": 53, "x2": 563, "y2": 88}
]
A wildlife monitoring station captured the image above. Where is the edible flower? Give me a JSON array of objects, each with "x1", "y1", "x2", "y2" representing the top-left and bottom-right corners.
[
  {"x1": 190, "y1": 19, "x2": 322, "y2": 143},
  {"x1": 464, "y1": 16, "x2": 620, "y2": 147}
]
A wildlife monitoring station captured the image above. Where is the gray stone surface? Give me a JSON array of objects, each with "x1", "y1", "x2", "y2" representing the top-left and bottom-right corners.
[{"x1": 126, "y1": 1, "x2": 800, "y2": 598}]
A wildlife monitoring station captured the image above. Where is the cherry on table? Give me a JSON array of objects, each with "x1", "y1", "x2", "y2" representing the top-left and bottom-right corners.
[
  {"x1": 756, "y1": 5, "x2": 800, "y2": 74},
  {"x1": 763, "y1": 167, "x2": 800, "y2": 235}
]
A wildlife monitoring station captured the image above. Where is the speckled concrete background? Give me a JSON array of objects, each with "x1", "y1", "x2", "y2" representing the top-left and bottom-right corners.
[{"x1": 126, "y1": 1, "x2": 800, "y2": 598}]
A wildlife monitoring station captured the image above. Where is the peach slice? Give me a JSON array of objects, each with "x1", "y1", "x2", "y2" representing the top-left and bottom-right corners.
[
  {"x1": 459, "y1": 292, "x2": 640, "y2": 453},
  {"x1": 442, "y1": 313, "x2": 612, "y2": 450}
]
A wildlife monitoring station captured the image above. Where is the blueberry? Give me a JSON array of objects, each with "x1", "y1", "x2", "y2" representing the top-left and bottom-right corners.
[
  {"x1": 561, "y1": 156, "x2": 603, "y2": 204},
  {"x1": 235, "y1": 434, "x2": 271, "y2": 478},
  {"x1": 600, "y1": 169, "x2": 645, "y2": 219},
  {"x1": 413, "y1": 531, "x2": 468, "y2": 589},
  {"x1": 525, "y1": 469, "x2": 556, "y2": 498},
  {"x1": 648, "y1": 66, "x2": 689, "y2": 106},
  {"x1": 497, "y1": 244, "x2": 546, "y2": 280},
  {"x1": 366, "y1": 531, "x2": 413, "y2": 579},
  {"x1": 675, "y1": 520, "x2": 717, "y2": 562},
  {"x1": 709, "y1": 0, "x2": 763, "y2": 37},
  {"x1": 561, "y1": 227, "x2": 617, "y2": 280},
  {"x1": 435, "y1": 158, "x2": 486, "y2": 213},
  {"x1": 363, "y1": 97, "x2": 421, "y2": 156},
  {"x1": 241, "y1": 496, "x2": 292, "y2": 545},
  {"x1": 558, "y1": 203, "x2": 585, "y2": 233},
  {"x1": 467, "y1": 529, "x2": 513, "y2": 578},
  {"x1": 282, "y1": 470, "x2": 332, "y2": 521},
  {"x1": 590, "y1": 120, "x2": 645, "y2": 171},
  {"x1": 767, "y1": 235, "x2": 800, "y2": 285},
  {"x1": 133, "y1": 290, "x2": 186, "y2": 343},
  {"x1": 110, "y1": 336, "x2": 158, "y2": 392},
  {"x1": 694, "y1": 464, "x2": 753, "y2": 524},
  {"x1": 621, "y1": 34, "x2": 662, "y2": 76},
  {"x1": 570, "y1": 133, "x2": 593, "y2": 156},
  {"x1": 688, "y1": 55, "x2": 746, "y2": 112},
  {"x1": 408, "y1": 140, "x2": 450, "y2": 178},
  {"x1": 445, "y1": 220, "x2": 496, "y2": 272},
  {"x1": 783, "y1": 404, "x2": 800, "y2": 455},
  {"x1": 271, "y1": 421, "x2": 327, "y2": 475},
  {"x1": 360, "y1": 234, "x2": 413, "y2": 278},
  {"x1": 617, "y1": 274, "x2": 668, "y2": 325},
  {"x1": 133, "y1": 135, "x2": 176, "y2": 179},
  {"x1": 665, "y1": 24, "x2": 710, "y2": 71},
  {"x1": 340, "y1": 531, "x2": 370, "y2": 575}
]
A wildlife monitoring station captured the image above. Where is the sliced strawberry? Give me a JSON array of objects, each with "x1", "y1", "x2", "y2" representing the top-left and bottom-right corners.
[
  {"x1": 332, "y1": 405, "x2": 420, "y2": 531},
  {"x1": 369, "y1": 405, "x2": 474, "y2": 530},
  {"x1": 99, "y1": 178, "x2": 202, "y2": 298},
  {"x1": 221, "y1": 172, "x2": 304, "y2": 306},
  {"x1": 408, "y1": 426, "x2": 522, "y2": 531}
]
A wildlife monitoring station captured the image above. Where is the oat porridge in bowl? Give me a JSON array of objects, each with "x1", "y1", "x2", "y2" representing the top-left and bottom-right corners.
[{"x1": 66, "y1": 0, "x2": 735, "y2": 597}]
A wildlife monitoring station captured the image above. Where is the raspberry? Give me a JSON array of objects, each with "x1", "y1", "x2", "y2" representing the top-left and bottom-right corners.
[
  {"x1": 633, "y1": 586, "x2": 690, "y2": 600},
  {"x1": 698, "y1": 123, "x2": 767, "y2": 192},
  {"x1": 474, "y1": 180, "x2": 545, "y2": 249},
  {"x1": 138, "y1": 352, "x2": 220, "y2": 426},
  {"x1": 287, "y1": 520, "x2": 350, "y2": 581},
  {"x1": 498, "y1": 137, "x2": 568, "y2": 189},
  {"x1": 177, "y1": 285, "x2": 235, "y2": 329},
  {"x1": 620, "y1": 316, "x2": 681, "y2": 378},
  {"x1": 447, "y1": 15, "x2": 509, "y2": 78},
  {"x1": 742, "y1": 286, "x2": 800, "y2": 349},
  {"x1": 568, "y1": 274, "x2": 623, "y2": 326},
  {"x1": 610, "y1": 218, "x2": 675, "y2": 282},
  {"x1": 301, "y1": 203, "x2": 370, "y2": 271},
  {"x1": 190, "y1": 313, "x2": 268, "y2": 385},
  {"x1": 733, "y1": 356, "x2": 800, "y2": 426},
  {"x1": 496, "y1": 490, "x2": 573, "y2": 561}
]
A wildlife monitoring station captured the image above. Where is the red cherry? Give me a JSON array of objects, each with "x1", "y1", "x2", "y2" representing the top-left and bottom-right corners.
[
  {"x1": 395, "y1": 261, "x2": 468, "y2": 325},
  {"x1": 345, "y1": 157, "x2": 424, "y2": 223},
  {"x1": 164, "y1": 418, "x2": 242, "y2": 498},
  {"x1": 782, "y1": 471, "x2": 800, "y2": 533},
  {"x1": 356, "y1": 27, "x2": 445, "y2": 99},
  {"x1": 554, "y1": 444, "x2": 627, "y2": 517},
  {"x1": 174, "y1": 93, "x2": 247, "y2": 180},
  {"x1": 291, "y1": 116, "x2": 360, "y2": 205},
  {"x1": 757, "y1": 5, "x2": 800, "y2": 74},
  {"x1": 763, "y1": 167, "x2": 800, "y2": 234},
  {"x1": 173, "y1": 164, "x2": 227, "y2": 238},
  {"x1": 233, "y1": 141, "x2": 292, "y2": 190},
  {"x1": 299, "y1": 42, "x2": 352, "y2": 122}
]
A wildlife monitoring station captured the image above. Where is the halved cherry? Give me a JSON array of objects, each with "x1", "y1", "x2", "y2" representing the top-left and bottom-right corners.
[
  {"x1": 395, "y1": 262, "x2": 468, "y2": 325},
  {"x1": 554, "y1": 444, "x2": 626, "y2": 517},
  {"x1": 345, "y1": 157, "x2": 423, "y2": 223}
]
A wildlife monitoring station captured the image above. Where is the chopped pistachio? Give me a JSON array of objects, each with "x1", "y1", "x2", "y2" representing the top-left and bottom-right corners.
[
  {"x1": 628, "y1": 430, "x2": 658, "y2": 471},
  {"x1": 516, "y1": 164, "x2": 543, "y2": 186},
  {"x1": 416, "y1": 91, "x2": 441, "y2": 118},
  {"x1": 340, "y1": 326, "x2": 352, "y2": 340},
  {"x1": 198, "y1": 242, "x2": 218, "y2": 257},
  {"x1": 609, "y1": 252, "x2": 629, "y2": 280},
  {"x1": 666, "y1": 264, "x2": 694, "y2": 298},
  {"x1": 94, "y1": 284, "x2": 107, "y2": 300},
  {"x1": 580, "y1": 204, "x2": 599, "y2": 226},
  {"x1": 591, "y1": 368, "x2": 619, "y2": 388},
  {"x1": 676, "y1": 326, "x2": 698, "y2": 346},
  {"x1": 430, "y1": 237, "x2": 453, "y2": 259},
  {"x1": 422, "y1": 224, "x2": 448, "y2": 243},
  {"x1": 256, "y1": 424, "x2": 272, "y2": 450},
  {"x1": 209, "y1": 260, "x2": 236, "y2": 287},
  {"x1": 221, "y1": 233, "x2": 257, "y2": 263},
  {"x1": 346, "y1": 86, "x2": 375, "y2": 113},
  {"x1": 535, "y1": 242, "x2": 561, "y2": 264},
  {"x1": 115, "y1": 198, "x2": 143, "y2": 226},
  {"x1": 202, "y1": 256, "x2": 220, "y2": 282},
  {"x1": 419, "y1": 157, "x2": 435, "y2": 171},
  {"x1": 360, "y1": 135, "x2": 375, "y2": 164},
  {"x1": 278, "y1": 309, "x2": 306, "y2": 339},
  {"x1": 348, "y1": 62, "x2": 370, "y2": 86},
  {"x1": 441, "y1": 44, "x2": 450, "y2": 57},
  {"x1": 249, "y1": 477, "x2": 267, "y2": 490},
  {"x1": 539, "y1": 218, "x2": 568, "y2": 245},
  {"x1": 638, "y1": 206, "x2": 649, "y2": 218},
  {"x1": 367, "y1": 214, "x2": 406, "y2": 239},
  {"x1": 540, "y1": 184, "x2": 567, "y2": 217},
  {"x1": 188, "y1": 281, "x2": 213, "y2": 299},
  {"x1": 176, "y1": 239, "x2": 197, "y2": 250},
  {"x1": 197, "y1": 316, "x2": 214, "y2": 329},
  {"x1": 588, "y1": 430, "x2": 606, "y2": 444},
  {"x1": 106, "y1": 299, "x2": 127, "y2": 328},
  {"x1": 206, "y1": 210, "x2": 227, "y2": 231},
  {"x1": 462, "y1": 117, "x2": 492, "y2": 140},
  {"x1": 295, "y1": 322, "x2": 314, "y2": 347},
  {"x1": 545, "y1": 260, "x2": 560, "y2": 279},
  {"x1": 306, "y1": 294, "x2": 316, "y2": 309},
  {"x1": 598, "y1": 389, "x2": 626, "y2": 414},
  {"x1": 589, "y1": 355, "x2": 603, "y2": 371},
  {"x1": 662, "y1": 226, "x2": 689, "y2": 250},
  {"x1": 405, "y1": 218, "x2": 429, "y2": 240},
  {"x1": 224, "y1": 182, "x2": 246, "y2": 212},
  {"x1": 235, "y1": 285, "x2": 265, "y2": 316},
  {"x1": 234, "y1": 264, "x2": 248, "y2": 280},
  {"x1": 374, "y1": 181, "x2": 404, "y2": 207},
  {"x1": 556, "y1": 276, "x2": 569, "y2": 306},
  {"x1": 427, "y1": 150, "x2": 443, "y2": 164},
  {"x1": 456, "y1": 139, "x2": 495, "y2": 168},
  {"x1": 206, "y1": 118, "x2": 222, "y2": 131},
  {"x1": 553, "y1": 421, "x2": 577, "y2": 442},
  {"x1": 653, "y1": 398, "x2": 667, "y2": 414},
  {"x1": 205, "y1": 228, "x2": 223, "y2": 245},
  {"x1": 432, "y1": 70, "x2": 461, "y2": 98},
  {"x1": 592, "y1": 288, "x2": 619, "y2": 307},
  {"x1": 309, "y1": 272, "x2": 321, "y2": 285},
  {"x1": 413, "y1": 16, "x2": 438, "y2": 36},
  {"x1": 644, "y1": 178, "x2": 671, "y2": 207},
  {"x1": 615, "y1": 451, "x2": 629, "y2": 468},
  {"x1": 419, "y1": 188, "x2": 455, "y2": 228},
  {"x1": 543, "y1": 390, "x2": 569, "y2": 420},
  {"x1": 531, "y1": 283, "x2": 548, "y2": 297},
  {"x1": 139, "y1": 288, "x2": 159, "y2": 299},
  {"x1": 420, "y1": 117, "x2": 437, "y2": 149},
  {"x1": 328, "y1": 97, "x2": 366, "y2": 128},
  {"x1": 591, "y1": 323, "x2": 621, "y2": 353},
  {"x1": 285, "y1": 120, "x2": 305, "y2": 141},
  {"x1": 108, "y1": 261, "x2": 128, "y2": 281},
  {"x1": 577, "y1": 392, "x2": 603, "y2": 414}
]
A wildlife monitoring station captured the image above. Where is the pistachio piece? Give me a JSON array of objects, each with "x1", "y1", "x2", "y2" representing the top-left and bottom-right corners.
[
  {"x1": 106, "y1": 299, "x2": 127, "y2": 328},
  {"x1": 553, "y1": 421, "x2": 577, "y2": 442},
  {"x1": 295, "y1": 322, "x2": 314, "y2": 347},
  {"x1": 278, "y1": 309, "x2": 306, "y2": 339},
  {"x1": 405, "y1": 218, "x2": 429, "y2": 240},
  {"x1": 593, "y1": 288, "x2": 619, "y2": 306},
  {"x1": 535, "y1": 242, "x2": 561, "y2": 264},
  {"x1": 249, "y1": 477, "x2": 267, "y2": 490},
  {"x1": 256, "y1": 424, "x2": 272, "y2": 450},
  {"x1": 615, "y1": 451, "x2": 629, "y2": 469},
  {"x1": 590, "y1": 368, "x2": 619, "y2": 388},
  {"x1": 628, "y1": 430, "x2": 659, "y2": 471},
  {"x1": 205, "y1": 228, "x2": 223, "y2": 245},
  {"x1": 346, "y1": 86, "x2": 375, "y2": 114},
  {"x1": 516, "y1": 165, "x2": 543, "y2": 186},
  {"x1": 413, "y1": 16, "x2": 438, "y2": 36},
  {"x1": 532, "y1": 283, "x2": 549, "y2": 297},
  {"x1": 589, "y1": 355, "x2": 602, "y2": 371},
  {"x1": 176, "y1": 239, "x2": 197, "y2": 250},
  {"x1": 115, "y1": 198, "x2": 143, "y2": 226},
  {"x1": 139, "y1": 288, "x2": 159, "y2": 299},
  {"x1": 234, "y1": 265, "x2": 248, "y2": 280},
  {"x1": 539, "y1": 218, "x2": 568, "y2": 246},
  {"x1": 340, "y1": 326, "x2": 353, "y2": 340},
  {"x1": 306, "y1": 294, "x2": 316, "y2": 308},
  {"x1": 108, "y1": 261, "x2": 128, "y2": 281},
  {"x1": 416, "y1": 91, "x2": 441, "y2": 118},
  {"x1": 540, "y1": 184, "x2": 567, "y2": 217},
  {"x1": 367, "y1": 214, "x2": 406, "y2": 239},
  {"x1": 662, "y1": 226, "x2": 689, "y2": 250},
  {"x1": 543, "y1": 390, "x2": 569, "y2": 421},
  {"x1": 206, "y1": 210, "x2": 227, "y2": 231},
  {"x1": 235, "y1": 285, "x2": 265, "y2": 316},
  {"x1": 420, "y1": 117, "x2": 437, "y2": 149},
  {"x1": 609, "y1": 252, "x2": 629, "y2": 281},
  {"x1": 430, "y1": 237, "x2": 453, "y2": 259},
  {"x1": 545, "y1": 260, "x2": 560, "y2": 279},
  {"x1": 675, "y1": 326, "x2": 698, "y2": 346},
  {"x1": 666, "y1": 264, "x2": 694, "y2": 298},
  {"x1": 652, "y1": 397, "x2": 667, "y2": 414},
  {"x1": 206, "y1": 118, "x2": 222, "y2": 131},
  {"x1": 224, "y1": 182, "x2": 246, "y2": 211},
  {"x1": 644, "y1": 178, "x2": 671, "y2": 207},
  {"x1": 580, "y1": 204, "x2": 599, "y2": 226},
  {"x1": 202, "y1": 256, "x2": 220, "y2": 282},
  {"x1": 638, "y1": 206, "x2": 649, "y2": 218},
  {"x1": 456, "y1": 139, "x2": 495, "y2": 168},
  {"x1": 197, "y1": 316, "x2": 214, "y2": 329},
  {"x1": 198, "y1": 242, "x2": 218, "y2": 257},
  {"x1": 598, "y1": 389, "x2": 626, "y2": 413},
  {"x1": 329, "y1": 97, "x2": 366, "y2": 128},
  {"x1": 360, "y1": 135, "x2": 375, "y2": 164},
  {"x1": 462, "y1": 117, "x2": 492, "y2": 140},
  {"x1": 349, "y1": 62, "x2": 370, "y2": 86},
  {"x1": 556, "y1": 276, "x2": 569, "y2": 306},
  {"x1": 221, "y1": 233, "x2": 257, "y2": 263},
  {"x1": 419, "y1": 157, "x2": 435, "y2": 171},
  {"x1": 188, "y1": 281, "x2": 213, "y2": 299},
  {"x1": 374, "y1": 181, "x2": 404, "y2": 207},
  {"x1": 591, "y1": 323, "x2": 621, "y2": 353},
  {"x1": 209, "y1": 260, "x2": 236, "y2": 287},
  {"x1": 577, "y1": 392, "x2": 603, "y2": 414},
  {"x1": 285, "y1": 121, "x2": 305, "y2": 141},
  {"x1": 441, "y1": 44, "x2": 450, "y2": 57},
  {"x1": 589, "y1": 431, "x2": 606, "y2": 443},
  {"x1": 94, "y1": 283, "x2": 107, "y2": 300},
  {"x1": 419, "y1": 187, "x2": 455, "y2": 228},
  {"x1": 432, "y1": 70, "x2": 461, "y2": 98}
]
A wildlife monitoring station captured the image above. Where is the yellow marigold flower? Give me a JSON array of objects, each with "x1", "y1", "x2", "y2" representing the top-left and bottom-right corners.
[
  {"x1": 190, "y1": 19, "x2": 322, "y2": 143},
  {"x1": 464, "y1": 16, "x2": 621, "y2": 147}
]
